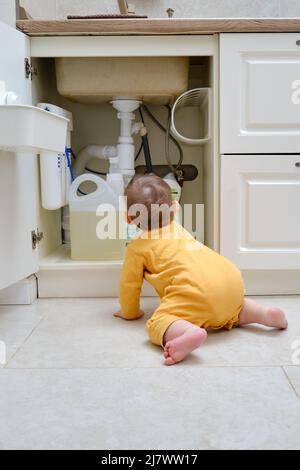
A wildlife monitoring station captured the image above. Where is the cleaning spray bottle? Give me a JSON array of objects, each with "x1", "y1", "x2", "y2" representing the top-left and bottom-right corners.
[{"x1": 163, "y1": 172, "x2": 182, "y2": 224}]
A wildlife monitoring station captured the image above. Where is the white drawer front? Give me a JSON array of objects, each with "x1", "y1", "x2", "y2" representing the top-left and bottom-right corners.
[
  {"x1": 220, "y1": 34, "x2": 300, "y2": 154},
  {"x1": 221, "y1": 155, "x2": 300, "y2": 270}
]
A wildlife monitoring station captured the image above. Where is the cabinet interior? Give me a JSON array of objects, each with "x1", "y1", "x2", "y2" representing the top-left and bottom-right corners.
[{"x1": 32, "y1": 55, "x2": 218, "y2": 268}]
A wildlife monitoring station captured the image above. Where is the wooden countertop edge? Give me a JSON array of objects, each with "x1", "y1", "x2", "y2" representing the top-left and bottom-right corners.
[{"x1": 17, "y1": 18, "x2": 300, "y2": 36}]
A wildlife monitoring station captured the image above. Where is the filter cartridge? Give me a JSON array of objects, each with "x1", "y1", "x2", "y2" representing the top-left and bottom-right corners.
[{"x1": 37, "y1": 103, "x2": 73, "y2": 210}]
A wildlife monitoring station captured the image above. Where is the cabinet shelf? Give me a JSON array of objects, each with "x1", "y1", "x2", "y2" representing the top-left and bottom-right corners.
[
  {"x1": 37, "y1": 245, "x2": 156, "y2": 298},
  {"x1": 39, "y1": 245, "x2": 123, "y2": 271}
]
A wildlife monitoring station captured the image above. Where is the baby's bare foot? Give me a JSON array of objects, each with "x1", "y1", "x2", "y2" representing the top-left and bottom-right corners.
[
  {"x1": 265, "y1": 307, "x2": 288, "y2": 330},
  {"x1": 164, "y1": 328, "x2": 207, "y2": 366}
]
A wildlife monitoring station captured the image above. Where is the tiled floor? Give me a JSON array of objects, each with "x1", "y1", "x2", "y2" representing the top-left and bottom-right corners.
[{"x1": 0, "y1": 296, "x2": 299, "y2": 450}]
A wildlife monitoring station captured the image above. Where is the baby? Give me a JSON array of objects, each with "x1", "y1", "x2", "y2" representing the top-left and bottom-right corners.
[{"x1": 114, "y1": 174, "x2": 288, "y2": 365}]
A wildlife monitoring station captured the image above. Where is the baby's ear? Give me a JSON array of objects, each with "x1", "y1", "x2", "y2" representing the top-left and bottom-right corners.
[
  {"x1": 171, "y1": 200, "x2": 180, "y2": 214},
  {"x1": 125, "y1": 212, "x2": 132, "y2": 224}
]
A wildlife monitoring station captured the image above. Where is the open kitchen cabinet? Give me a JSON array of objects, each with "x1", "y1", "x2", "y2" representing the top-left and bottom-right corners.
[{"x1": 1, "y1": 30, "x2": 219, "y2": 298}]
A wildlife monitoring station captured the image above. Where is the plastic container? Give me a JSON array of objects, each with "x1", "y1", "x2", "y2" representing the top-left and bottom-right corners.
[
  {"x1": 163, "y1": 173, "x2": 182, "y2": 225},
  {"x1": 107, "y1": 173, "x2": 125, "y2": 199},
  {"x1": 69, "y1": 174, "x2": 126, "y2": 261},
  {"x1": 163, "y1": 172, "x2": 182, "y2": 202},
  {"x1": 0, "y1": 104, "x2": 68, "y2": 154},
  {"x1": 171, "y1": 88, "x2": 212, "y2": 145}
]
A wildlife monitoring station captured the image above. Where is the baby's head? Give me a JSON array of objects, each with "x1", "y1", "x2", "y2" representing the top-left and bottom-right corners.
[{"x1": 125, "y1": 174, "x2": 177, "y2": 231}]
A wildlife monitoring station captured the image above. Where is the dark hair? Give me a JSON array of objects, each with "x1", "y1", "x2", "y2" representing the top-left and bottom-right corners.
[{"x1": 125, "y1": 174, "x2": 174, "y2": 231}]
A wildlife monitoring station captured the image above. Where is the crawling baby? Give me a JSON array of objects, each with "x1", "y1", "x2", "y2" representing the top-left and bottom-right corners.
[{"x1": 114, "y1": 174, "x2": 288, "y2": 365}]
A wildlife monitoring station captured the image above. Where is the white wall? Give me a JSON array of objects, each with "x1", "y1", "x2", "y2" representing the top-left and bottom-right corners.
[
  {"x1": 19, "y1": 0, "x2": 300, "y2": 20},
  {"x1": 0, "y1": 0, "x2": 16, "y2": 26}
]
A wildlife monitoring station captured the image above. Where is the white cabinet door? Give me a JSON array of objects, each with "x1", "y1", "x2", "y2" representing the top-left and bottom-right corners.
[
  {"x1": 220, "y1": 33, "x2": 300, "y2": 154},
  {"x1": 0, "y1": 21, "x2": 38, "y2": 290},
  {"x1": 221, "y1": 155, "x2": 300, "y2": 270}
]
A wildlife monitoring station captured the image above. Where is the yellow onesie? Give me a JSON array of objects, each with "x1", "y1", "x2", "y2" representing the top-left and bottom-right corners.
[{"x1": 119, "y1": 221, "x2": 245, "y2": 347}]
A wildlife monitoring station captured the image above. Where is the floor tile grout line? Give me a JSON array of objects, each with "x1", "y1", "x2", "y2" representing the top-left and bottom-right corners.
[
  {"x1": 1, "y1": 365, "x2": 292, "y2": 371},
  {"x1": 4, "y1": 314, "x2": 47, "y2": 369},
  {"x1": 282, "y1": 367, "x2": 300, "y2": 401}
]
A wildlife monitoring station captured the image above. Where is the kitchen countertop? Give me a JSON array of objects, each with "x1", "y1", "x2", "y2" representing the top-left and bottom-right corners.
[{"x1": 17, "y1": 18, "x2": 300, "y2": 36}]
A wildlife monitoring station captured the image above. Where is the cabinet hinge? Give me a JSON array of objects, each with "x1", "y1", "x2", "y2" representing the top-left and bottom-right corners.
[
  {"x1": 32, "y1": 229, "x2": 44, "y2": 250},
  {"x1": 25, "y1": 58, "x2": 37, "y2": 80}
]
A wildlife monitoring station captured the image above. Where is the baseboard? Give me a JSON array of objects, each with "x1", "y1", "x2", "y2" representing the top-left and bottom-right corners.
[
  {"x1": 37, "y1": 268, "x2": 156, "y2": 298},
  {"x1": 37, "y1": 265, "x2": 300, "y2": 298},
  {"x1": 0, "y1": 276, "x2": 38, "y2": 305},
  {"x1": 243, "y1": 270, "x2": 300, "y2": 295}
]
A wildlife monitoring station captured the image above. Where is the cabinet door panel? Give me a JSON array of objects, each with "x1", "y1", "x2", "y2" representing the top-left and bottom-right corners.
[
  {"x1": 221, "y1": 155, "x2": 300, "y2": 269},
  {"x1": 220, "y1": 33, "x2": 300, "y2": 154},
  {"x1": 0, "y1": 21, "x2": 38, "y2": 290}
]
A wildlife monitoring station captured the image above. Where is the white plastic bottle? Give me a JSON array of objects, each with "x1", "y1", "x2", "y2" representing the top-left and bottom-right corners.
[
  {"x1": 106, "y1": 157, "x2": 125, "y2": 198},
  {"x1": 163, "y1": 172, "x2": 182, "y2": 202},
  {"x1": 69, "y1": 174, "x2": 126, "y2": 261},
  {"x1": 163, "y1": 172, "x2": 182, "y2": 224}
]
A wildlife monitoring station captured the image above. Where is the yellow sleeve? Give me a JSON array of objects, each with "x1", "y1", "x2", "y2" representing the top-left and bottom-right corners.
[{"x1": 119, "y1": 244, "x2": 144, "y2": 319}]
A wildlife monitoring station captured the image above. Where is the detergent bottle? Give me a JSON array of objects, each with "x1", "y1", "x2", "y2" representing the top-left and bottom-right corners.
[
  {"x1": 163, "y1": 172, "x2": 182, "y2": 224},
  {"x1": 69, "y1": 174, "x2": 126, "y2": 261}
]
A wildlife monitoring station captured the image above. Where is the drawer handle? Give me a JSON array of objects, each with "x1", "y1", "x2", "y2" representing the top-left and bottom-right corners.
[
  {"x1": 297, "y1": 40, "x2": 300, "y2": 46},
  {"x1": 295, "y1": 162, "x2": 300, "y2": 168}
]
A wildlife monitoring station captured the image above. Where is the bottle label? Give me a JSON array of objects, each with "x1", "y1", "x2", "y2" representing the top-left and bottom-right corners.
[{"x1": 171, "y1": 188, "x2": 178, "y2": 201}]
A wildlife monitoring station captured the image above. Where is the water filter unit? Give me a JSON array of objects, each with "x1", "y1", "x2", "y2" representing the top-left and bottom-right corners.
[{"x1": 37, "y1": 103, "x2": 73, "y2": 210}]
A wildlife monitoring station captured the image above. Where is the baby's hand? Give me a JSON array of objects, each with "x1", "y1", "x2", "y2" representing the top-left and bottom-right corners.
[{"x1": 113, "y1": 310, "x2": 145, "y2": 321}]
